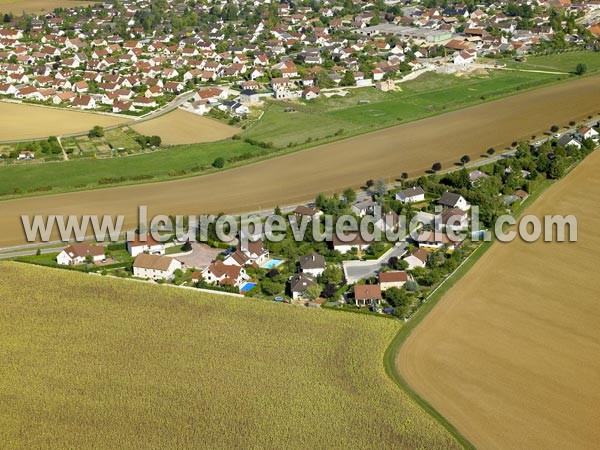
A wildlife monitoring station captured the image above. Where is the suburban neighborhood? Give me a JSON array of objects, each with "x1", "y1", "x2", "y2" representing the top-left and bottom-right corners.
[{"x1": 0, "y1": 0, "x2": 598, "y2": 120}]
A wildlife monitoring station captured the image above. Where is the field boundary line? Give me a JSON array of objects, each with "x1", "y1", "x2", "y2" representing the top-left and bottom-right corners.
[{"x1": 383, "y1": 241, "x2": 489, "y2": 450}]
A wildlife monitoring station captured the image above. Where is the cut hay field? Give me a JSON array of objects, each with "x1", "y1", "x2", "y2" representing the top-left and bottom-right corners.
[
  {"x1": 131, "y1": 109, "x2": 238, "y2": 145},
  {"x1": 398, "y1": 148, "x2": 600, "y2": 449},
  {"x1": 0, "y1": 102, "x2": 129, "y2": 141},
  {"x1": 0, "y1": 0, "x2": 95, "y2": 14},
  {"x1": 0, "y1": 262, "x2": 460, "y2": 450},
  {"x1": 0, "y1": 74, "x2": 599, "y2": 248}
]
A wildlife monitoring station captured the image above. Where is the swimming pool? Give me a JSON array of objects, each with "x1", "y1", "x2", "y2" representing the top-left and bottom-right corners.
[
  {"x1": 240, "y1": 282, "x2": 256, "y2": 293},
  {"x1": 262, "y1": 259, "x2": 283, "y2": 269}
]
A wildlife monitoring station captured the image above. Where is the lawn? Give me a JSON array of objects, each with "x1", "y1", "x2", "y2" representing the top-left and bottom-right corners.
[
  {"x1": 499, "y1": 50, "x2": 600, "y2": 73},
  {"x1": 0, "y1": 262, "x2": 460, "y2": 449},
  {"x1": 0, "y1": 139, "x2": 264, "y2": 195},
  {"x1": 244, "y1": 69, "x2": 564, "y2": 148}
]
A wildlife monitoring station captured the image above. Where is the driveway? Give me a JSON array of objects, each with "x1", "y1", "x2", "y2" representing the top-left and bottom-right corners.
[
  {"x1": 174, "y1": 243, "x2": 221, "y2": 270},
  {"x1": 343, "y1": 242, "x2": 408, "y2": 283}
]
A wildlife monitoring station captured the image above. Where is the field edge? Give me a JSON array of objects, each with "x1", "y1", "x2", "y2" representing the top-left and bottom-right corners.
[{"x1": 383, "y1": 171, "x2": 565, "y2": 449}]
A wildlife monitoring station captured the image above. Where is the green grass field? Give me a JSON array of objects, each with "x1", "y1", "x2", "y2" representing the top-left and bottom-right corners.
[
  {"x1": 243, "y1": 69, "x2": 561, "y2": 147},
  {"x1": 0, "y1": 262, "x2": 460, "y2": 449},
  {"x1": 0, "y1": 139, "x2": 263, "y2": 195},
  {"x1": 500, "y1": 50, "x2": 600, "y2": 73}
]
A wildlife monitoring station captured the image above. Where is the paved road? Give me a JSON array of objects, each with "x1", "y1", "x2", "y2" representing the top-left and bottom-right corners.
[{"x1": 343, "y1": 242, "x2": 408, "y2": 283}]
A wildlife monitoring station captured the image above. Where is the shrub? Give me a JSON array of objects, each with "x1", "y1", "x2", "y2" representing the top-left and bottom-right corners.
[{"x1": 212, "y1": 157, "x2": 225, "y2": 169}]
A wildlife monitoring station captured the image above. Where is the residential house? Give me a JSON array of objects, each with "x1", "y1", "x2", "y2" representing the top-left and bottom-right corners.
[
  {"x1": 354, "y1": 284, "x2": 382, "y2": 307},
  {"x1": 293, "y1": 205, "x2": 322, "y2": 222},
  {"x1": 240, "y1": 89, "x2": 260, "y2": 104},
  {"x1": 557, "y1": 134, "x2": 582, "y2": 149},
  {"x1": 126, "y1": 235, "x2": 166, "y2": 257},
  {"x1": 133, "y1": 254, "x2": 182, "y2": 281},
  {"x1": 351, "y1": 199, "x2": 377, "y2": 217},
  {"x1": 57, "y1": 243, "x2": 105, "y2": 265},
  {"x1": 332, "y1": 233, "x2": 373, "y2": 254},
  {"x1": 396, "y1": 186, "x2": 425, "y2": 203},
  {"x1": 379, "y1": 271, "x2": 410, "y2": 290},
  {"x1": 415, "y1": 230, "x2": 463, "y2": 251},
  {"x1": 438, "y1": 192, "x2": 470, "y2": 210},
  {"x1": 72, "y1": 95, "x2": 96, "y2": 110},
  {"x1": 289, "y1": 273, "x2": 317, "y2": 300},
  {"x1": 302, "y1": 87, "x2": 320, "y2": 100},
  {"x1": 404, "y1": 249, "x2": 428, "y2": 270},
  {"x1": 224, "y1": 240, "x2": 269, "y2": 267},
  {"x1": 438, "y1": 208, "x2": 469, "y2": 232},
  {"x1": 577, "y1": 126, "x2": 599, "y2": 141},
  {"x1": 202, "y1": 260, "x2": 248, "y2": 288},
  {"x1": 299, "y1": 252, "x2": 326, "y2": 277}
]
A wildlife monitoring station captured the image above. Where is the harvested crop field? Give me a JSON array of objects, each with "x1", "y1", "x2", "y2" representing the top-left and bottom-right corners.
[
  {"x1": 131, "y1": 109, "x2": 238, "y2": 145},
  {"x1": 0, "y1": 103, "x2": 129, "y2": 141},
  {"x1": 0, "y1": 262, "x2": 460, "y2": 449},
  {"x1": 0, "y1": 75, "x2": 599, "y2": 248},
  {"x1": 398, "y1": 149, "x2": 600, "y2": 449},
  {"x1": 0, "y1": 0, "x2": 95, "y2": 14}
]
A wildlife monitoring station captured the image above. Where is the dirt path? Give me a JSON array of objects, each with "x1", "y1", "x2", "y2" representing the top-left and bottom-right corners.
[
  {"x1": 0, "y1": 74, "x2": 599, "y2": 248},
  {"x1": 397, "y1": 149, "x2": 600, "y2": 450}
]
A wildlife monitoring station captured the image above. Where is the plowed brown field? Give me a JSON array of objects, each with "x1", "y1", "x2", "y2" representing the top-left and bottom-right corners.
[
  {"x1": 0, "y1": 75, "x2": 599, "y2": 248},
  {"x1": 398, "y1": 148, "x2": 600, "y2": 449}
]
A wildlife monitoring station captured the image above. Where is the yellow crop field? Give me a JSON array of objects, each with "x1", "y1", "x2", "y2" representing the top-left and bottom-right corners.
[
  {"x1": 398, "y1": 149, "x2": 600, "y2": 449},
  {"x1": 0, "y1": 262, "x2": 460, "y2": 449},
  {"x1": 131, "y1": 109, "x2": 238, "y2": 145},
  {"x1": 0, "y1": 103, "x2": 129, "y2": 141}
]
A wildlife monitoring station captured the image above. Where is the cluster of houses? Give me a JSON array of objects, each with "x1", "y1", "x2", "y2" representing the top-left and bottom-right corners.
[
  {"x1": 554, "y1": 125, "x2": 600, "y2": 150},
  {"x1": 53, "y1": 183, "x2": 469, "y2": 302},
  {"x1": 0, "y1": 0, "x2": 596, "y2": 115}
]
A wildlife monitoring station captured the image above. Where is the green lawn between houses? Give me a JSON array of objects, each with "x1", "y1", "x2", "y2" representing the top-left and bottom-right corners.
[{"x1": 0, "y1": 51, "x2": 597, "y2": 198}]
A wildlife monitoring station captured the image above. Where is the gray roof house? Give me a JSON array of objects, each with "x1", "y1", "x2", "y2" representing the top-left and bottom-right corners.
[
  {"x1": 299, "y1": 252, "x2": 326, "y2": 276},
  {"x1": 289, "y1": 273, "x2": 317, "y2": 300}
]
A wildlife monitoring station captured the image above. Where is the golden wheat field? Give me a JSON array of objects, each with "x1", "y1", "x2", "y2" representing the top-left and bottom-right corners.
[
  {"x1": 398, "y1": 149, "x2": 600, "y2": 449},
  {"x1": 0, "y1": 103, "x2": 129, "y2": 141},
  {"x1": 0, "y1": 262, "x2": 460, "y2": 449},
  {"x1": 131, "y1": 109, "x2": 238, "y2": 145}
]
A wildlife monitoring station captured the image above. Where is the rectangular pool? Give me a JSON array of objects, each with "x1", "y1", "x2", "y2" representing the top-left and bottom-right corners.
[{"x1": 262, "y1": 259, "x2": 283, "y2": 269}]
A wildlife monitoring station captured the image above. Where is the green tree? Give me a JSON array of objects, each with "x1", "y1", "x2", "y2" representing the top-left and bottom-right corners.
[
  {"x1": 88, "y1": 125, "x2": 104, "y2": 138},
  {"x1": 322, "y1": 265, "x2": 343, "y2": 285},
  {"x1": 340, "y1": 70, "x2": 355, "y2": 86},
  {"x1": 261, "y1": 279, "x2": 284, "y2": 296},
  {"x1": 212, "y1": 157, "x2": 225, "y2": 168},
  {"x1": 343, "y1": 188, "x2": 356, "y2": 204},
  {"x1": 405, "y1": 280, "x2": 419, "y2": 292},
  {"x1": 575, "y1": 63, "x2": 587, "y2": 76},
  {"x1": 384, "y1": 287, "x2": 409, "y2": 307},
  {"x1": 306, "y1": 284, "x2": 322, "y2": 300}
]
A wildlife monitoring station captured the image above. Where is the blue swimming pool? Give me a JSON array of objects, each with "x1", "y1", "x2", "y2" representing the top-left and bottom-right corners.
[
  {"x1": 262, "y1": 259, "x2": 283, "y2": 269},
  {"x1": 240, "y1": 282, "x2": 256, "y2": 293}
]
